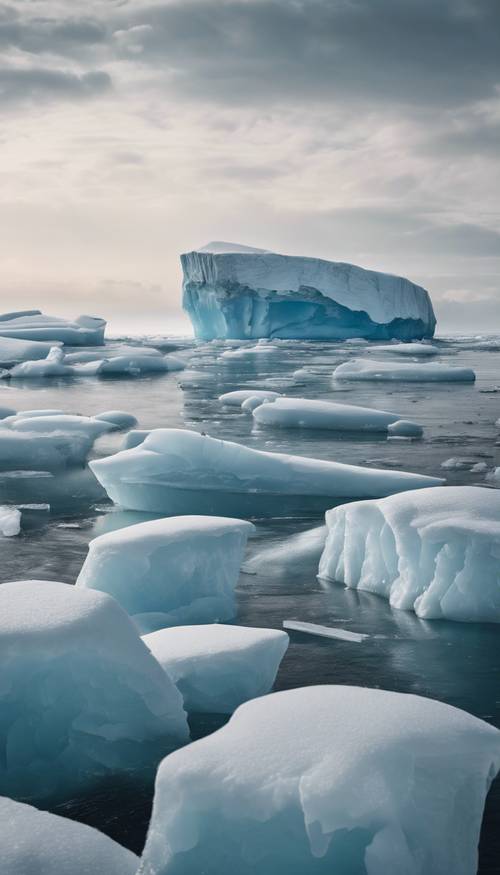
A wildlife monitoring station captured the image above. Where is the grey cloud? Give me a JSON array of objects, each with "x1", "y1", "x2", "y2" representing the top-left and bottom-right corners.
[{"x1": 0, "y1": 67, "x2": 111, "y2": 103}]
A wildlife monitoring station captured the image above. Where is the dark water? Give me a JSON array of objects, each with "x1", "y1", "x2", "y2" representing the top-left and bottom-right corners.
[{"x1": 1, "y1": 334, "x2": 499, "y2": 871}]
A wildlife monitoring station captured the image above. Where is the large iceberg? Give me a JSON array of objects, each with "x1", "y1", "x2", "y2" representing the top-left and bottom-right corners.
[
  {"x1": 76, "y1": 515, "x2": 255, "y2": 632},
  {"x1": 0, "y1": 311, "x2": 106, "y2": 345},
  {"x1": 89, "y1": 429, "x2": 442, "y2": 518},
  {"x1": 0, "y1": 580, "x2": 188, "y2": 803},
  {"x1": 318, "y1": 486, "x2": 500, "y2": 622},
  {"x1": 143, "y1": 624, "x2": 289, "y2": 713},
  {"x1": 0, "y1": 796, "x2": 138, "y2": 875},
  {"x1": 139, "y1": 685, "x2": 500, "y2": 875},
  {"x1": 181, "y1": 242, "x2": 436, "y2": 341}
]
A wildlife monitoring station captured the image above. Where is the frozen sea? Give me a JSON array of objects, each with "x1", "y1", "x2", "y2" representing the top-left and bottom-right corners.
[{"x1": 1, "y1": 334, "x2": 499, "y2": 872}]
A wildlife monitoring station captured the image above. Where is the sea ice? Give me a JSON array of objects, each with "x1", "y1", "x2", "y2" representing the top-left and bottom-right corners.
[
  {"x1": 139, "y1": 685, "x2": 500, "y2": 875},
  {"x1": 76, "y1": 515, "x2": 255, "y2": 631},
  {"x1": 0, "y1": 580, "x2": 188, "y2": 802},
  {"x1": 143, "y1": 624, "x2": 288, "y2": 713},
  {"x1": 0, "y1": 796, "x2": 138, "y2": 875},
  {"x1": 89, "y1": 429, "x2": 443, "y2": 517},
  {"x1": 220, "y1": 342, "x2": 280, "y2": 358},
  {"x1": 334, "y1": 358, "x2": 475, "y2": 382},
  {"x1": 0, "y1": 336, "x2": 62, "y2": 367},
  {"x1": 219, "y1": 389, "x2": 281, "y2": 407},
  {"x1": 8, "y1": 346, "x2": 72, "y2": 378},
  {"x1": 182, "y1": 243, "x2": 436, "y2": 341},
  {"x1": 252, "y1": 397, "x2": 422, "y2": 434},
  {"x1": 0, "y1": 311, "x2": 105, "y2": 345},
  {"x1": 319, "y1": 486, "x2": 500, "y2": 622}
]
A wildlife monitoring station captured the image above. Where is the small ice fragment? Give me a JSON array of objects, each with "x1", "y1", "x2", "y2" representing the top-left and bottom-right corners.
[
  {"x1": 283, "y1": 620, "x2": 368, "y2": 643},
  {"x1": 0, "y1": 505, "x2": 21, "y2": 536}
]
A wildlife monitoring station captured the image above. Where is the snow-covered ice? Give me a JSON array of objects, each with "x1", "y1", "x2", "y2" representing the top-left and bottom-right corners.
[
  {"x1": 76, "y1": 515, "x2": 255, "y2": 632},
  {"x1": 0, "y1": 796, "x2": 138, "y2": 875},
  {"x1": 140, "y1": 685, "x2": 500, "y2": 875},
  {"x1": 182, "y1": 243, "x2": 436, "y2": 341},
  {"x1": 220, "y1": 342, "x2": 280, "y2": 359},
  {"x1": 89, "y1": 428, "x2": 442, "y2": 517},
  {"x1": 143, "y1": 624, "x2": 288, "y2": 713},
  {"x1": 319, "y1": 486, "x2": 500, "y2": 622},
  {"x1": 0, "y1": 580, "x2": 188, "y2": 802},
  {"x1": 0, "y1": 311, "x2": 105, "y2": 345},
  {"x1": 334, "y1": 358, "x2": 475, "y2": 382},
  {"x1": 2, "y1": 346, "x2": 185, "y2": 379},
  {"x1": 252, "y1": 397, "x2": 422, "y2": 434}
]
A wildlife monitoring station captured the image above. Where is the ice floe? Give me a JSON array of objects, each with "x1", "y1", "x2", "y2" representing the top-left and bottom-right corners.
[
  {"x1": 334, "y1": 357, "x2": 475, "y2": 382},
  {"x1": 0, "y1": 311, "x2": 106, "y2": 345},
  {"x1": 252, "y1": 397, "x2": 422, "y2": 434}
]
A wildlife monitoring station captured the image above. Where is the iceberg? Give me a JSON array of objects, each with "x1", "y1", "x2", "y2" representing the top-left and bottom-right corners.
[
  {"x1": 334, "y1": 358, "x2": 475, "y2": 381},
  {"x1": 143, "y1": 624, "x2": 288, "y2": 713},
  {"x1": 318, "y1": 486, "x2": 500, "y2": 622},
  {"x1": 0, "y1": 336, "x2": 62, "y2": 367},
  {"x1": 139, "y1": 685, "x2": 500, "y2": 875},
  {"x1": 252, "y1": 397, "x2": 422, "y2": 435},
  {"x1": 181, "y1": 242, "x2": 436, "y2": 341},
  {"x1": 0, "y1": 580, "x2": 188, "y2": 802},
  {"x1": 3, "y1": 347, "x2": 185, "y2": 379},
  {"x1": 76, "y1": 515, "x2": 255, "y2": 631},
  {"x1": 90, "y1": 429, "x2": 442, "y2": 518},
  {"x1": 0, "y1": 311, "x2": 105, "y2": 345},
  {"x1": 0, "y1": 796, "x2": 138, "y2": 875},
  {"x1": 93, "y1": 410, "x2": 138, "y2": 429}
]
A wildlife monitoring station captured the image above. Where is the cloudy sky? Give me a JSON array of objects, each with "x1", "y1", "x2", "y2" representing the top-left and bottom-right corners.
[{"x1": 1, "y1": 0, "x2": 499, "y2": 334}]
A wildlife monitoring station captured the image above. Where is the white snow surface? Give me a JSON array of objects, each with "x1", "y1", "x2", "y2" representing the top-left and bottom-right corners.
[
  {"x1": 0, "y1": 311, "x2": 105, "y2": 345},
  {"x1": 334, "y1": 358, "x2": 475, "y2": 382},
  {"x1": 139, "y1": 685, "x2": 500, "y2": 875},
  {"x1": 252, "y1": 397, "x2": 421, "y2": 434},
  {"x1": 76, "y1": 515, "x2": 255, "y2": 632},
  {"x1": 0, "y1": 580, "x2": 188, "y2": 802},
  {"x1": 89, "y1": 429, "x2": 442, "y2": 517},
  {"x1": 319, "y1": 486, "x2": 500, "y2": 622},
  {"x1": 0, "y1": 796, "x2": 138, "y2": 875},
  {"x1": 143, "y1": 623, "x2": 288, "y2": 713}
]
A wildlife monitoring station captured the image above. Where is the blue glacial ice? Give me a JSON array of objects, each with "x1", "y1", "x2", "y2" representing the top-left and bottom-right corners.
[
  {"x1": 0, "y1": 580, "x2": 188, "y2": 803},
  {"x1": 139, "y1": 685, "x2": 500, "y2": 875},
  {"x1": 181, "y1": 242, "x2": 436, "y2": 341}
]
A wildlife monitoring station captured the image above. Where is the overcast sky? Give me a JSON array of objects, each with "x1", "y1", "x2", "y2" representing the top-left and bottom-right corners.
[{"x1": 1, "y1": 0, "x2": 499, "y2": 334}]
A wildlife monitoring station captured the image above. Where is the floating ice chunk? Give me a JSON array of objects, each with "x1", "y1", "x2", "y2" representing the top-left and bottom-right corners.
[
  {"x1": 372, "y1": 342, "x2": 440, "y2": 355},
  {"x1": 121, "y1": 429, "x2": 151, "y2": 449},
  {"x1": 8, "y1": 346, "x2": 72, "y2": 378},
  {"x1": 0, "y1": 796, "x2": 138, "y2": 875},
  {"x1": 76, "y1": 515, "x2": 255, "y2": 630},
  {"x1": 253, "y1": 397, "x2": 422, "y2": 434},
  {"x1": 141, "y1": 685, "x2": 500, "y2": 875},
  {"x1": 0, "y1": 336, "x2": 62, "y2": 367},
  {"x1": 220, "y1": 343, "x2": 280, "y2": 359},
  {"x1": 334, "y1": 358, "x2": 475, "y2": 382},
  {"x1": 241, "y1": 395, "x2": 273, "y2": 412},
  {"x1": 64, "y1": 344, "x2": 162, "y2": 364},
  {"x1": 0, "y1": 506, "x2": 21, "y2": 536},
  {"x1": 0, "y1": 311, "x2": 105, "y2": 345},
  {"x1": 219, "y1": 389, "x2": 281, "y2": 407},
  {"x1": 485, "y1": 467, "x2": 500, "y2": 485},
  {"x1": 471, "y1": 461, "x2": 488, "y2": 473},
  {"x1": 3, "y1": 408, "x2": 64, "y2": 419},
  {"x1": 319, "y1": 486, "x2": 500, "y2": 622},
  {"x1": 283, "y1": 620, "x2": 368, "y2": 643},
  {"x1": 89, "y1": 429, "x2": 443, "y2": 517},
  {"x1": 387, "y1": 420, "x2": 423, "y2": 437},
  {"x1": 242, "y1": 525, "x2": 327, "y2": 576},
  {"x1": 441, "y1": 457, "x2": 479, "y2": 470},
  {"x1": 0, "y1": 580, "x2": 188, "y2": 802},
  {"x1": 7, "y1": 414, "x2": 115, "y2": 440},
  {"x1": 0, "y1": 430, "x2": 92, "y2": 470},
  {"x1": 94, "y1": 410, "x2": 138, "y2": 429},
  {"x1": 182, "y1": 245, "x2": 436, "y2": 340},
  {"x1": 143, "y1": 624, "x2": 288, "y2": 713},
  {"x1": 97, "y1": 353, "x2": 185, "y2": 375}
]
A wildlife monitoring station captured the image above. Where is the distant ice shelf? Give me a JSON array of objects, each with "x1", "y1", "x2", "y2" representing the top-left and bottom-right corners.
[{"x1": 181, "y1": 242, "x2": 436, "y2": 341}]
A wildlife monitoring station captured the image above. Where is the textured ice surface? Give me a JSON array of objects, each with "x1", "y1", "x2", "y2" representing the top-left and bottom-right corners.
[
  {"x1": 220, "y1": 342, "x2": 280, "y2": 358},
  {"x1": 143, "y1": 624, "x2": 288, "y2": 713},
  {"x1": 140, "y1": 685, "x2": 500, "y2": 875},
  {"x1": 319, "y1": 486, "x2": 500, "y2": 622},
  {"x1": 252, "y1": 397, "x2": 422, "y2": 434},
  {"x1": 219, "y1": 389, "x2": 281, "y2": 407},
  {"x1": 0, "y1": 311, "x2": 105, "y2": 345},
  {"x1": 334, "y1": 358, "x2": 475, "y2": 382},
  {"x1": 0, "y1": 796, "x2": 138, "y2": 875},
  {"x1": 181, "y1": 243, "x2": 436, "y2": 341},
  {"x1": 76, "y1": 515, "x2": 255, "y2": 631},
  {"x1": 0, "y1": 506, "x2": 21, "y2": 536},
  {"x1": 0, "y1": 580, "x2": 188, "y2": 802}
]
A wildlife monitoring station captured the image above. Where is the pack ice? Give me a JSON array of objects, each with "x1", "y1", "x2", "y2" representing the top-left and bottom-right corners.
[
  {"x1": 252, "y1": 397, "x2": 423, "y2": 435},
  {"x1": 89, "y1": 429, "x2": 442, "y2": 517},
  {"x1": 0, "y1": 311, "x2": 105, "y2": 345},
  {"x1": 319, "y1": 486, "x2": 500, "y2": 622},
  {"x1": 139, "y1": 685, "x2": 500, "y2": 875},
  {"x1": 0, "y1": 796, "x2": 138, "y2": 875},
  {"x1": 181, "y1": 242, "x2": 436, "y2": 341},
  {"x1": 143, "y1": 624, "x2": 288, "y2": 713},
  {"x1": 76, "y1": 515, "x2": 255, "y2": 632},
  {"x1": 334, "y1": 358, "x2": 475, "y2": 382},
  {"x1": 0, "y1": 580, "x2": 188, "y2": 802}
]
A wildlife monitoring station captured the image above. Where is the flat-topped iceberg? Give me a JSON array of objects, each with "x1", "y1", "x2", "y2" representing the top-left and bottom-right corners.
[
  {"x1": 0, "y1": 311, "x2": 105, "y2": 345},
  {"x1": 76, "y1": 515, "x2": 255, "y2": 632},
  {"x1": 334, "y1": 358, "x2": 475, "y2": 382},
  {"x1": 89, "y1": 428, "x2": 442, "y2": 517},
  {"x1": 140, "y1": 685, "x2": 500, "y2": 875},
  {"x1": 252, "y1": 397, "x2": 422, "y2": 435},
  {"x1": 181, "y1": 242, "x2": 436, "y2": 341},
  {"x1": 319, "y1": 486, "x2": 500, "y2": 622},
  {"x1": 143, "y1": 624, "x2": 288, "y2": 713},
  {"x1": 0, "y1": 580, "x2": 188, "y2": 802},
  {"x1": 0, "y1": 796, "x2": 138, "y2": 875}
]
